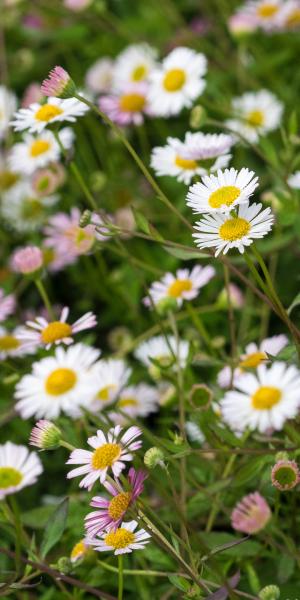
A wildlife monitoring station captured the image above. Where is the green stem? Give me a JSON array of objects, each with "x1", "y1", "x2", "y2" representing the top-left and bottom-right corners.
[
  {"x1": 185, "y1": 303, "x2": 217, "y2": 357},
  {"x1": 9, "y1": 495, "x2": 22, "y2": 575},
  {"x1": 59, "y1": 440, "x2": 76, "y2": 452},
  {"x1": 98, "y1": 560, "x2": 188, "y2": 578},
  {"x1": 118, "y1": 555, "x2": 123, "y2": 600},
  {"x1": 35, "y1": 279, "x2": 54, "y2": 320}
]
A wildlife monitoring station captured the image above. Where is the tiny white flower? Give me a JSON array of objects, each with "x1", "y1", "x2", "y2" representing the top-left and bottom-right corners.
[
  {"x1": 11, "y1": 97, "x2": 88, "y2": 133},
  {"x1": 88, "y1": 358, "x2": 132, "y2": 412},
  {"x1": 0, "y1": 442, "x2": 43, "y2": 499},
  {"x1": 86, "y1": 519, "x2": 150, "y2": 555},
  {"x1": 226, "y1": 90, "x2": 283, "y2": 143},
  {"x1": 85, "y1": 57, "x2": 114, "y2": 94},
  {"x1": 144, "y1": 265, "x2": 215, "y2": 308},
  {"x1": 134, "y1": 335, "x2": 189, "y2": 372},
  {"x1": 113, "y1": 43, "x2": 158, "y2": 91},
  {"x1": 1, "y1": 180, "x2": 58, "y2": 233},
  {"x1": 8, "y1": 128, "x2": 74, "y2": 175},
  {"x1": 111, "y1": 383, "x2": 160, "y2": 423},
  {"x1": 187, "y1": 168, "x2": 258, "y2": 214}
]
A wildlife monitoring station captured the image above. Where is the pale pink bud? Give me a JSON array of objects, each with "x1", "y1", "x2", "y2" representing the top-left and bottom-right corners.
[{"x1": 11, "y1": 246, "x2": 43, "y2": 275}]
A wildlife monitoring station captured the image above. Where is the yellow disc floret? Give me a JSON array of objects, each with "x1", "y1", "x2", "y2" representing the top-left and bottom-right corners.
[
  {"x1": 257, "y1": 3, "x2": 279, "y2": 18},
  {"x1": 119, "y1": 93, "x2": 145, "y2": 112},
  {"x1": 0, "y1": 335, "x2": 20, "y2": 351},
  {"x1": 175, "y1": 156, "x2": 197, "y2": 170},
  {"x1": 45, "y1": 368, "x2": 77, "y2": 395},
  {"x1": 70, "y1": 540, "x2": 86, "y2": 561},
  {"x1": 97, "y1": 384, "x2": 117, "y2": 402},
  {"x1": 252, "y1": 386, "x2": 282, "y2": 410},
  {"x1": 219, "y1": 217, "x2": 250, "y2": 241},
  {"x1": 41, "y1": 322, "x2": 72, "y2": 344},
  {"x1": 239, "y1": 351, "x2": 267, "y2": 369},
  {"x1": 132, "y1": 65, "x2": 147, "y2": 82},
  {"x1": 35, "y1": 104, "x2": 63, "y2": 122},
  {"x1": 30, "y1": 140, "x2": 51, "y2": 157},
  {"x1": 163, "y1": 69, "x2": 186, "y2": 92},
  {"x1": 104, "y1": 528, "x2": 135, "y2": 549},
  {"x1": 0, "y1": 467, "x2": 23, "y2": 489},
  {"x1": 92, "y1": 443, "x2": 121, "y2": 470},
  {"x1": 108, "y1": 492, "x2": 132, "y2": 520},
  {"x1": 168, "y1": 279, "x2": 193, "y2": 298},
  {"x1": 246, "y1": 110, "x2": 265, "y2": 127},
  {"x1": 209, "y1": 185, "x2": 240, "y2": 209}
]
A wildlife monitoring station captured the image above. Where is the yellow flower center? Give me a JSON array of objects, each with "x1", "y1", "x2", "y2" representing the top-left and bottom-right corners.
[
  {"x1": 252, "y1": 386, "x2": 282, "y2": 410},
  {"x1": 0, "y1": 170, "x2": 19, "y2": 191},
  {"x1": 97, "y1": 384, "x2": 117, "y2": 402},
  {"x1": 22, "y1": 198, "x2": 43, "y2": 219},
  {"x1": 0, "y1": 335, "x2": 20, "y2": 351},
  {"x1": 118, "y1": 396, "x2": 138, "y2": 408},
  {"x1": 257, "y1": 3, "x2": 278, "y2": 18},
  {"x1": 30, "y1": 140, "x2": 51, "y2": 157},
  {"x1": 163, "y1": 68, "x2": 186, "y2": 92},
  {"x1": 70, "y1": 540, "x2": 86, "y2": 560},
  {"x1": 91, "y1": 443, "x2": 121, "y2": 470},
  {"x1": 0, "y1": 467, "x2": 23, "y2": 489},
  {"x1": 246, "y1": 109, "x2": 265, "y2": 127},
  {"x1": 132, "y1": 64, "x2": 147, "y2": 81},
  {"x1": 209, "y1": 185, "x2": 240, "y2": 209},
  {"x1": 219, "y1": 217, "x2": 250, "y2": 241},
  {"x1": 104, "y1": 528, "x2": 135, "y2": 549},
  {"x1": 119, "y1": 93, "x2": 145, "y2": 112},
  {"x1": 286, "y1": 9, "x2": 300, "y2": 27},
  {"x1": 108, "y1": 492, "x2": 132, "y2": 520},
  {"x1": 175, "y1": 156, "x2": 197, "y2": 170},
  {"x1": 41, "y1": 322, "x2": 72, "y2": 344},
  {"x1": 239, "y1": 351, "x2": 267, "y2": 369},
  {"x1": 35, "y1": 104, "x2": 63, "y2": 122},
  {"x1": 168, "y1": 279, "x2": 193, "y2": 298},
  {"x1": 45, "y1": 368, "x2": 77, "y2": 395}
]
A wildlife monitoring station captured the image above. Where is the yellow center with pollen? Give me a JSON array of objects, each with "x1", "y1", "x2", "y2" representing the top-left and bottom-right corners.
[
  {"x1": 286, "y1": 9, "x2": 300, "y2": 27},
  {"x1": 41, "y1": 322, "x2": 72, "y2": 344},
  {"x1": 132, "y1": 64, "x2": 147, "y2": 81},
  {"x1": 108, "y1": 492, "x2": 132, "y2": 520},
  {"x1": 70, "y1": 540, "x2": 86, "y2": 560},
  {"x1": 246, "y1": 110, "x2": 265, "y2": 127},
  {"x1": 219, "y1": 217, "x2": 250, "y2": 241},
  {"x1": 45, "y1": 368, "x2": 77, "y2": 395},
  {"x1": 252, "y1": 386, "x2": 282, "y2": 410},
  {"x1": 30, "y1": 140, "x2": 51, "y2": 157},
  {"x1": 119, "y1": 93, "x2": 145, "y2": 112},
  {"x1": 0, "y1": 335, "x2": 20, "y2": 351},
  {"x1": 118, "y1": 397, "x2": 138, "y2": 408},
  {"x1": 209, "y1": 185, "x2": 240, "y2": 209},
  {"x1": 239, "y1": 351, "x2": 267, "y2": 369},
  {"x1": 163, "y1": 69, "x2": 186, "y2": 92},
  {"x1": 104, "y1": 528, "x2": 135, "y2": 549},
  {"x1": 257, "y1": 3, "x2": 278, "y2": 18},
  {"x1": 175, "y1": 156, "x2": 197, "y2": 170},
  {"x1": 35, "y1": 104, "x2": 63, "y2": 122},
  {"x1": 168, "y1": 279, "x2": 193, "y2": 298},
  {"x1": 91, "y1": 443, "x2": 121, "y2": 470},
  {"x1": 97, "y1": 384, "x2": 116, "y2": 402},
  {"x1": 0, "y1": 467, "x2": 23, "y2": 489}
]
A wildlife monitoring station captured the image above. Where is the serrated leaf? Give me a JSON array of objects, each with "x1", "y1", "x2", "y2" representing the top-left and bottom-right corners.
[{"x1": 40, "y1": 498, "x2": 69, "y2": 558}]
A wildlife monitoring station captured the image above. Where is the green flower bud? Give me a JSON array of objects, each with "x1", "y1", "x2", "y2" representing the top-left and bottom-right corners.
[
  {"x1": 189, "y1": 105, "x2": 207, "y2": 129},
  {"x1": 259, "y1": 585, "x2": 280, "y2": 600},
  {"x1": 79, "y1": 210, "x2": 92, "y2": 228},
  {"x1": 144, "y1": 447, "x2": 165, "y2": 469}
]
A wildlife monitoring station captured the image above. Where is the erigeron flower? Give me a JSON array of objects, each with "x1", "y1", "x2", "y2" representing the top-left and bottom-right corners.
[
  {"x1": 8, "y1": 128, "x2": 74, "y2": 175},
  {"x1": 85, "y1": 58, "x2": 114, "y2": 94},
  {"x1": 112, "y1": 43, "x2": 157, "y2": 90},
  {"x1": 134, "y1": 335, "x2": 189, "y2": 373},
  {"x1": 220, "y1": 361, "x2": 300, "y2": 433},
  {"x1": 226, "y1": 90, "x2": 283, "y2": 143},
  {"x1": 151, "y1": 133, "x2": 234, "y2": 185},
  {"x1": 1, "y1": 180, "x2": 58, "y2": 233},
  {"x1": 29, "y1": 420, "x2": 62, "y2": 450},
  {"x1": 85, "y1": 468, "x2": 147, "y2": 535},
  {"x1": 14, "y1": 343, "x2": 100, "y2": 420},
  {"x1": 193, "y1": 201, "x2": 274, "y2": 257},
  {"x1": 186, "y1": 168, "x2": 258, "y2": 215},
  {"x1": 111, "y1": 383, "x2": 160, "y2": 423},
  {"x1": 0, "y1": 442, "x2": 43, "y2": 499},
  {"x1": 144, "y1": 266, "x2": 215, "y2": 308},
  {"x1": 241, "y1": 0, "x2": 285, "y2": 30},
  {"x1": 0, "y1": 289, "x2": 15, "y2": 321},
  {"x1": 17, "y1": 306, "x2": 97, "y2": 350},
  {"x1": 0, "y1": 86, "x2": 17, "y2": 139},
  {"x1": 43, "y1": 208, "x2": 108, "y2": 259},
  {"x1": 271, "y1": 459, "x2": 300, "y2": 490},
  {"x1": 66, "y1": 425, "x2": 142, "y2": 489},
  {"x1": 288, "y1": 171, "x2": 300, "y2": 189},
  {"x1": 231, "y1": 492, "x2": 271, "y2": 534},
  {"x1": 41, "y1": 66, "x2": 76, "y2": 99},
  {"x1": 99, "y1": 83, "x2": 150, "y2": 126},
  {"x1": 228, "y1": 11, "x2": 258, "y2": 35},
  {"x1": 147, "y1": 47, "x2": 207, "y2": 117},
  {"x1": 11, "y1": 96, "x2": 88, "y2": 133},
  {"x1": 217, "y1": 334, "x2": 288, "y2": 388},
  {"x1": 86, "y1": 520, "x2": 150, "y2": 555},
  {"x1": 11, "y1": 246, "x2": 43, "y2": 274},
  {"x1": 280, "y1": 0, "x2": 300, "y2": 29},
  {"x1": 88, "y1": 358, "x2": 131, "y2": 412},
  {"x1": 70, "y1": 539, "x2": 89, "y2": 562},
  {"x1": 0, "y1": 326, "x2": 33, "y2": 359}
]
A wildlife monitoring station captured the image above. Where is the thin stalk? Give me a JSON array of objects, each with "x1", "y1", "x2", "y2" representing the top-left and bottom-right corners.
[
  {"x1": 185, "y1": 303, "x2": 218, "y2": 357},
  {"x1": 35, "y1": 279, "x2": 54, "y2": 320},
  {"x1": 59, "y1": 440, "x2": 76, "y2": 452},
  {"x1": 97, "y1": 560, "x2": 189, "y2": 578},
  {"x1": 223, "y1": 264, "x2": 236, "y2": 387},
  {"x1": 9, "y1": 496, "x2": 22, "y2": 576},
  {"x1": 118, "y1": 555, "x2": 123, "y2": 600}
]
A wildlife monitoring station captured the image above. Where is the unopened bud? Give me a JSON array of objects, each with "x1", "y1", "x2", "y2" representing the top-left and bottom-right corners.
[
  {"x1": 189, "y1": 105, "x2": 206, "y2": 129},
  {"x1": 144, "y1": 447, "x2": 165, "y2": 469},
  {"x1": 79, "y1": 210, "x2": 92, "y2": 228},
  {"x1": 258, "y1": 585, "x2": 280, "y2": 600}
]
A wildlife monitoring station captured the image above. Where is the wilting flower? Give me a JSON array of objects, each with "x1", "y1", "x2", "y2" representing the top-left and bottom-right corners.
[
  {"x1": 17, "y1": 306, "x2": 97, "y2": 349},
  {"x1": 0, "y1": 85, "x2": 17, "y2": 140},
  {"x1": 112, "y1": 43, "x2": 157, "y2": 90},
  {"x1": 134, "y1": 335, "x2": 189, "y2": 374},
  {"x1": 144, "y1": 266, "x2": 215, "y2": 309},
  {"x1": 271, "y1": 459, "x2": 300, "y2": 490},
  {"x1": 226, "y1": 90, "x2": 283, "y2": 143},
  {"x1": 220, "y1": 361, "x2": 300, "y2": 433},
  {"x1": 193, "y1": 202, "x2": 274, "y2": 256},
  {"x1": 99, "y1": 83, "x2": 150, "y2": 126},
  {"x1": 85, "y1": 468, "x2": 147, "y2": 535},
  {"x1": 8, "y1": 128, "x2": 73, "y2": 175},
  {"x1": 29, "y1": 420, "x2": 62, "y2": 450},
  {"x1": 0, "y1": 442, "x2": 43, "y2": 499},
  {"x1": 11, "y1": 96, "x2": 88, "y2": 133},
  {"x1": 0, "y1": 289, "x2": 15, "y2": 322},
  {"x1": 86, "y1": 520, "x2": 150, "y2": 555},
  {"x1": 231, "y1": 492, "x2": 271, "y2": 533},
  {"x1": 66, "y1": 425, "x2": 142, "y2": 489},
  {"x1": 11, "y1": 246, "x2": 43, "y2": 275},
  {"x1": 41, "y1": 66, "x2": 76, "y2": 99},
  {"x1": 85, "y1": 58, "x2": 114, "y2": 94}
]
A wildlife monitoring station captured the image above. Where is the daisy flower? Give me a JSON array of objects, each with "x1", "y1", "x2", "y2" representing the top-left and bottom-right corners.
[
  {"x1": 41, "y1": 67, "x2": 76, "y2": 99},
  {"x1": 29, "y1": 420, "x2": 62, "y2": 450},
  {"x1": 111, "y1": 383, "x2": 160, "y2": 423},
  {"x1": 186, "y1": 168, "x2": 258, "y2": 215},
  {"x1": 228, "y1": 11, "x2": 258, "y2": 34},
  {"x1": 144, "y1": 265, "x2": 215, "y2": 309},
  {"x1": 43, "y1": 208, "x2": 107, "y2": 259},
  {"x1": 0, "y1": 326, "x2": 33, "y2": 359},
  {"x1": 86, "y1": 520, "x2": 150, "y2": 555},
  {"x1": 1, "y1": 180, "x2": 58, "y2": 233},
  {"x1": 193, "y1": 201, "x2": 274, "y2": 257},
  {"x1": 70, "y1": 540, "x2": 89, "y2": 563},
  {"x1": 0, "y1": 85, "x2": 17, "y2": 139},
  {"x1": 85, "y1": 468, "x2": 147, "y2": 535},
  {"x1": 8, "y1": 128, "x2": 74, "y2": 175},
  {"x1": 134, "y1": 335, "x2": 189, "y2": 373},
  {"x1": 288, "y1": 171, "x2": 300, "y2": 189},
  {"x1": 226, "y1": 90, "x2": 283, "y2": 143},
  {"x1": 88, "y1": 358, "x2": 132, "y2": 412},
  {"x1": 17, "y1": 306, "x2": 97, "y2": 349},
  {"x1": 151, "y1": 133, "x2": 234, "y2": 185},
  {"x1": 10, "y1": 96, "x2": 88, "y2": 134},
  {"x1": 14, "y1": 343, "x2": 100, "y2": 420},
  {"x1": 85, "y1": 58, "x2": 114, "y2": 94},
  {"x1": 0, "y1": 442, "x2": 43, "y2": 499},
  {"x1": 218, "y1": 334, "x2": 288, "y2": 388},
  {"x1": 280, "y1": 0, "x2": 300, "y2": 29},
  {"x1": 231, "y1": 492, "x2": 271, "y2": 534},
  {"x1": 112, "y1": 43, "x2": 157, "y2": 90},
  {"x1": 148, "y1": 46, "x2": 207, "y2": 117},
  {"x1": 241, "y1": 0, "x2": 285, "y2": 30},
  {"x1": 0, "y1": 289, "x2": 15, "y2": 322},
  {"x1": 220, "y1": 361, "x2": 300, "y2": 433},
  {"x1": 66, "y1": 425, "x2": 142, "y2": 489},
  {"x1": 99, "y1": 83, "x2": 150, "y2": 126}
]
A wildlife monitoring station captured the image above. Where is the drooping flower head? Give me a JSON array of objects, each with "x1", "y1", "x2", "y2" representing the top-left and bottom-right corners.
[
  {"x1": 0, "y1": 442, "x2": 43, "y2": 499},
  {"x1": 41, "y1": 67, "x2": 76, "y2": 99},
  {"x1": 144, "y1": 265, "x2": 215, "y2": 309},
  {"x1": 86, "y1": 520, "x2": 150, "y2": 555},
  {"x1": 231, "y1": 492, "x2": 271, "y2": 533},
  {"x1": 29, "y1": 420, "x2": 62, "y2": 450}
]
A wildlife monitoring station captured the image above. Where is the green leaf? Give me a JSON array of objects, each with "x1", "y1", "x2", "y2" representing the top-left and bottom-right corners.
[
  {"x1": 232, "y1": 456, "x2": 267, "y2": 487},
  {"x1": 205, "y1": 532, "x2": 262, "y2": 558},
  {"x1": 278, "y1": 554, "x2": 295, "y2": 583},
  {"x1": 131, "y1": 207, "x2": 151, "y2": 235},
  {"x1": 259, "y1": 137, "x2": 279, "y2": 167},
  {"x1": 167, "y1": 575, "x2": 190, "y2": 592},
  {"x1": 40, "y1": 498, "x2": 69, "y2": 558},
  {"x1": 289, "y1": 111, "x2": 298, "y2": 136},
  {"x1": 287, "y1": 292, "x2": 300, "y2": 315},
  {"x1": 163, "y1": 245, "x2": 207, "y2": 260},
  {"x1": 274, "y1": 344, "x2": 297, "y2": 362}
]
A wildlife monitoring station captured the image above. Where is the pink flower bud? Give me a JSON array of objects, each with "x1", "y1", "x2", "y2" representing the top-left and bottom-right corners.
[{"x1": 11, "y1": 246, "x2": 43, "y2": 275}]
